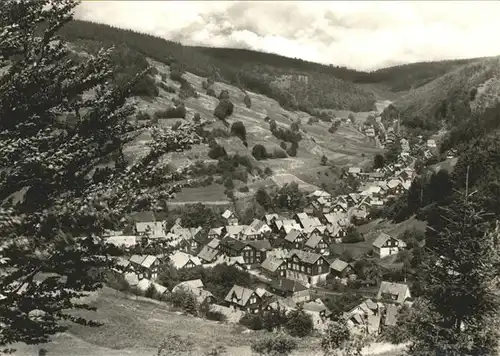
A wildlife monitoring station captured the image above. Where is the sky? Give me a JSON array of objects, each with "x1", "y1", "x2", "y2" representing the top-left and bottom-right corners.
[{"x1": 74, "y1": 1, "x2": 500, "y2": 71}]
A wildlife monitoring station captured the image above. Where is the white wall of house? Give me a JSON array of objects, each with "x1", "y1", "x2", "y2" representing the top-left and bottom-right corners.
[{"x1": 375, "y1": 246, "x2": 400, "y2": 258}]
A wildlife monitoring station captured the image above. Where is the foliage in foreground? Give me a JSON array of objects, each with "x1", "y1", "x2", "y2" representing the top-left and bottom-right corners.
[
  {"x1": 251, "y1": 334, "x2": 298, "y2": 356},
  {"x1": 0, "y1": 0, "x2": 201, "y2": 349}
]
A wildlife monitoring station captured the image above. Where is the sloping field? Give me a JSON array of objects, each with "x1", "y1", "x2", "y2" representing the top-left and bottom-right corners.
[{"x1": 122, "y1": 58, "x2": 382, "y2": 190}]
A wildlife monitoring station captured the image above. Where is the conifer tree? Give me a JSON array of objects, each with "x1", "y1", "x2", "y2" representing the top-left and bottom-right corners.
[
  {"x1": 409, "y1": 185, "x2": 500, "y2": 355},
  {"x1": 0, "y1": 0, "x2": 201, "y2": 349}
]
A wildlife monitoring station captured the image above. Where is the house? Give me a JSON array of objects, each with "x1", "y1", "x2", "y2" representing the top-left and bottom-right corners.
[
  {"x1": 208, "y1": 227, "x2": 224, "y2": 239},
  {"x1": 365, "y1": 127, "x2": 375, "y2": 137},
  {"x1": 331, "y1": 202, "x2": 347, "y2": 213},
  {"x1": 218, "y1": 237, "x2": 246, "y2": 258},
  {"x1": 263, "y1": 296, "x2": 297, "y2": 313},
  {"x1": 308, "y1": 190, "x2": 332, "y2": 202},
  {"x1": 129, "y1": 255, "x2": 161, "y2": 280},
  {"x1": 346, "y1": 193, "x2": 360, "y2": 207},
  {"x1": 264, "y1": 214, "x2": 280, "y2": 226},
  {"x1": 286, "y1": 249, "x2": 331, "y2": 286},
  {"x1": 284, "y1": 230, "x2": 306, "y2": 249},
  {"x1": 243, "y1": 219, "x2": 272, "y2": 239},
  {"x1": 426, "y1": 139, "x2": 437, "y2": 148},
  {"x1": 303, "y1": 224, "x2": 326, "y2": 237},
  {"x1": 304, "y1": 233, "x2": 330, "y2": 255},
  {"x1": 222, "y1": 209, "x2": 238, "y2": 226},
  {"x1": 224, "y1": 285, "x2": 266, "y2": 313},
  {"x1": 135, "y1": 221, "x2": 166, "y2": 239},
  {"x1": 172, "y1": 279, "x2": 216, "y2": 304},
  {"x1": 169, "y1": 251, "x2": 202, "y2": 269},
  {"x1": 330, "y1": 259, "x2": 356, "y2": 279},
  {"x1": 269, "y1": 278, "x2": 310, "y2": 303},
  {"x1": 372, "y1": 233, "x2": 406, "y2": 258},
  {"x1": 348, "y1": 167, "x2": 362, "y2": 177},
  {"x1": 224, "y1": 225, "x2": 248, "y2": 240},
  {"x1": 106, "y1": 235, "x2": 137, "y2": 249},
  {"x1": 386, "y1": 179, "x2": 404, "y2": 195},
  {"x1": 275, "y1": 219, "x2": 302, "y2": 235},
  {"x1": 136, "y1": 279, "x2": 169, "y2": 297},
  {"x1": 303, "y1": 299, "x2": 333, "y2": 330},
  {"x1": 343, "y1": 299, "x2": 382, "y2": 335},
  {"x1": 260, "y1": 256, "x2": 287, "y2": 279},
  {"x1": 242, "y1": 239, "x2": 272, "y2": 266},
  {"x1": 376, "y1": 281, "x2": 411, "y2": 305},
  {"x1": 197, "y1": 238, "x2": 221, "y2": 264},
  {"x1": 384, "y1": 304, "x2": 399, "y2": 327}
]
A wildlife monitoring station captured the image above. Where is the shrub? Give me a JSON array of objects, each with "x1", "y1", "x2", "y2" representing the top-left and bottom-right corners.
[
  {"x1": 230, "y1": 121, "x2": 247, "y2": 141},
  {"x1": 251, "y1": 335, "x2": 297, "y2": 356},
  {"x1": 262, "y1": 309, "x2": 288, "y2": 331},
  {"x1": 145, "y1": 284, "x2": 160, "y2": 300},
  {"x1": 154, "y1": 105, "x2": 186, "y2": 119},
  {"x1": 342, "y1": 226, "x2": 364, "y2": 243},
  {"x1": 214, "y1": 99, "x2": 234, "y2": 120},
  {"x1": 280, "y1": 141, "x2": 287, "y2": 150},
  {"x1": 272, "y1": 147, "x2": 288, "y2": 159},
  {"x1": 286, "y1": 142, "x2": 298, "y2": 157},
  {"x1": 328, "y1": 124, "x2": 338, "y2": 133},
  {"x1": 239, "y1": 186, "x2": 250, "y2": 193},
  {"x1": 193, "y1": 113, "x2": 201, "y2": 123},
  {"x1": 208, "y1": 144, "x2": 227, "y2": 160},
  {"x1": 207, "y1": 87, "x2": 217, "y2": 97},
  {"x1": 307, "y1": 116, "x2": 319, "y2": 125},
  {"x1": 256, "y1": 188, "x2": 273, "y2": 210},
  {"x1": 285, "y1": 308, "x2": 313, "y2": 337},
  {"x1": 179, "y1": 80, "x2": 199, "y2": 99},
  {"x1": 264, "y1": 116, "x2": 271, "y2": 123},
  {"x1": 244, "y1": 94, "x2": 251, "y2": 108},
  {"x1": 320, "y1": 155, "x2": 328, "y2": 166},
  {"x1": 135, "y1": 111, "x2": 151, "y2": 121},
  {"x1": 158, "y1": 81, "x2": 176, "y2": 93},
  {"x1": 252, "y1": 144, "x2": 268, "y2": 160},
  {"x1": 218, "y1": 89, "x2": 230, "y2": 100},
  {"x1": 224, "y1": 178, "x2": 234, "y2": 190},
  {"x1": 239, "y1": 313, "x2": 263, "y2": 330},
  {"x1": 131, "y1": 75, "x2": 159, "y2": 97}
]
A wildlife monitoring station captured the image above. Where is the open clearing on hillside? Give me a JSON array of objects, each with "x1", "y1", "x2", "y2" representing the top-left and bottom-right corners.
[
  {"x1": 12, "y1": 286, "x2": 406, "y2": 356},
  {"x1": 171, "y1": 184, "x2": 227, "y2": 203}
]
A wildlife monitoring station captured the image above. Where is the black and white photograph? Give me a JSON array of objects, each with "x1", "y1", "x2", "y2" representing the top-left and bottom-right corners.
[{"x1": 1, "y1": 1, "x2": 500, "y2": 355}]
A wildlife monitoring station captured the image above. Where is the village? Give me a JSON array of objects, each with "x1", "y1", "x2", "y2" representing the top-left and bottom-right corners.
[{"x1": 102, "y1": 121, "x2": 444, "y2": 340}]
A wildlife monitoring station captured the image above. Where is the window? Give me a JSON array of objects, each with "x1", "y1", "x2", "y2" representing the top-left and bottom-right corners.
[
  {"x1": 287, "y1": 263, "x2": 292, "y2": 269},
  {"x1": 307, "y1": 267, "x2": 312, "y2": 274},
  {"x1": 250, "y1": 297, "x2": 257, "y2": 304},
  {"x1": 301, "y1": 266, "x2": 305, "y2": 272}
]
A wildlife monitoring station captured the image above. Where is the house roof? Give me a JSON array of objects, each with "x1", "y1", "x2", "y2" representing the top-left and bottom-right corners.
[
  {"x1": 377, "y1": 281, "x2": 410, "y2": 304},
  {"x1": 224, "y1": 285, "x2": 255, "y2": 307},
  {"x1": 348, "y1": 167, "x2": 361, "y2": 174},
  {"x1": 249, "y1": 219, "x2": 268, "y2": 232},
  {"x1": 141, "y1": 255, "x2": 158, "y2": 269},
  {"x1": 169, "y1": 251, "x2": 202, "y2": 269},
  {"x1": 208, "y1": 227, "x2": 224, "y2": 236},
  {"x1": 197, "y1": 245, "x2": 219, "y2": 262},
  {"x1": 173, "y1": 279, "x2": 204, "y2": 292},
  {"x1": 137, "y1": 278, "x2": 152, "y2": 292},
  {"x1": 264, "y1": 214, "x2": 280, "y2": 225},
  {"x1": 308, "y1": 190, "x2": 331, "y2": 198},
  {"x1": 246, "y1": 239, "x2": 272, "y2": 251},
  {"x1": 372, "y1": 233, "x2": 395, "y2": 248},
  {"x1": 385, "y1": 304, "x2": 399, "y2": 326},
  {"x1": 289, "y1": 249, "x2": 323, "y2": 265},
  {"x1": 261, "y1": 256, "x2": 285, "y2": 272},
  {"x1": 106, "y1": 235, "x2": 137, "y2": 248},
  {"x1": 270, "y1": 278, "x2": 308, "y2": 293},
  {"x1": 207, "y1": 237, "x2": 220, "y2": 249},
  {"x1": 330, "y1": 259, "x2": 349, "y2": 272},
  {"x1": 387, "y1": 179, "x2": 402, "y2": 189},
  {"x1": 124, "y1": 272, "x2": 139, "y2": 286},
  {"x1": 303, "y1": 298, "x2": 330, "y2": 315},
  {"x1": 129, "y1": 254, "x2": 147, "y2": 266},
  {"x1": 222, "y1": 209, "x2": 234, "y2": 219},
  {"x1": 284, "y1": 230, "x2": 303, "y2": 243},
  {"x1": 129, "y1": 211, "x2": 155, "y2": 223},
  {"x1": 225, "y1": 225, "x2": 247, "y2": 236},
  {"x1": 220, "y1": 237, "x2": 246, "y2": 251},
  {"x1": 304, "y1": 234, "x2": 325, "y2": 249}
]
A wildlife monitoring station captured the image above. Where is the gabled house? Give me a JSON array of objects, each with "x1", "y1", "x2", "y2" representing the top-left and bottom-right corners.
[
  {"x1": 222, "y1": 209, "x2": 238, "y2": 226},
  {"x1": 197, "y1": 238, "x2": 221, "y2": 264},
  {"x1": 269, "y1": 278, "x2": 310, "y2": 303},
  {"x1": 376, "y1": 281, "x2": 411, "y2": 305},
  {"x1": 372, "y1": 233, "x2": 406, "y2": 258},
  {"x1": 346, "y1": 193, "x2": 360, "y2": 207},
  {"x1": 264, "y1": 214, "x2": 280, "y2": 226},
  {"x1": 218, "y1": 237, "x2": 246, "y2": 258},
  {"x1": 224, "y1": 225, "x2": 248, "y2": 240},
  {"x1": 386, "y1": 179, "x2": 405, "y2": 196},
  {"x1": 303, "y1": 299, "x2": 333, "y2": 330},
  {"x1": 331, "y1": 202, "x2": 347, "y2": 213},
  {"x1": 302, "y1": 225, "x2": 326, "y2": 237},
  {"x1": 294, "y1": 213, "x2": 321, "y2": 229},
  {"x1": 208, "y1": 227, "x2": 224, "y2": 239},
  {"x1": 243, "y1": 219, "x2": 272, "y2": 239},
  {"x1": 275, "y1": 219, "x2": 302, "y2": 236},
  {"x1": 135, "y1": 221, "x2": 166, "y2": 239},
  {"x1": 169, "y1": 251, "x2": 202, "y2": 269},
  {"x1": 224, "y1": 285, "x2": 266, "y2": 313},
  {"x1": 330, "y1": 259, "x2": 356, "y2": 279},
  {"x1": 286, "y1": 249, "x2": 331, "y2": 286},
  {"x1": 426, "y1": 139, "x2": 437, "y2": 148},
  {"x1": 343, "y1": 299, "x2": 382, "y2": 335},
  {"x1": 242, "y1": 239, "x2": 272, "y2": 266},
  {"x1": 106, "y1": 235, "x2": 137, "y2": 249},
  {"x1": 260, "y1": 256, "x2": 287, "y2": 279},
  {"x1": 172, "y1": 279, "x2": 216, "y2": 304},
  {"x1": 129, "y1": 254, "x2": 161, "y2": 280},
  {"x1": 284, "y1": 230, "x2": 306, "y2": 249},
  {"x1": 304, "y1": 233, "x2": 330, "y2": 255}
]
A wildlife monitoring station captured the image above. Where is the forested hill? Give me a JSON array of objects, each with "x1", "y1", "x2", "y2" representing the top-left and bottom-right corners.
[{"x1": 58, "y1": 20, "x2": 377, "y2": 113}]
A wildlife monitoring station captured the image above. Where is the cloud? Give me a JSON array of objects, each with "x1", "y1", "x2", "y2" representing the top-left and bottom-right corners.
[{"x1": 74, "y1": 1, "x2": 500, "y2": 71}]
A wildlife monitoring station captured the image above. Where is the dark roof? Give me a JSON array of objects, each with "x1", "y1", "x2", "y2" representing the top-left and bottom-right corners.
[
  {"x1": 270, "y1": 278, "x2": 308, "y2": 293},
  {"x1": 246, "y1": 239, "x2": 272, "y2": 251},
  {"x1": 220, "y1": 237, "x2": 246, "y2": 251},
  {"x1": 128, "y1": 211, "x2": 156, "y2": 223}
]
